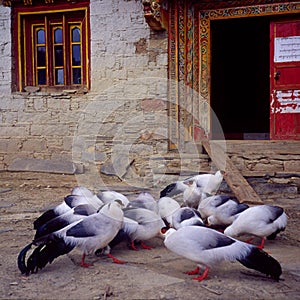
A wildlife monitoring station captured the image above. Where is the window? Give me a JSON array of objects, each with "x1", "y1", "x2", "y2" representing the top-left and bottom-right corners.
[{"x1": 13, "y1": 2, "x2": 90, "y2": 91}]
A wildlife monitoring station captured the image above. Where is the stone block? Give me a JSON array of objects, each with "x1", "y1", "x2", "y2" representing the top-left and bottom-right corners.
[
  {"x1": 22, "y1": 138, "x2": 47, "y2": 152},
  {"x1": 8, "y1": 157, "x2": 80, "y2": 174},
  {"x1": 284, "y1": 160, "x2": 300, "y2": 172},
  {"x1": 31, "y1": 124, "x2": 69, "y2": 136}
]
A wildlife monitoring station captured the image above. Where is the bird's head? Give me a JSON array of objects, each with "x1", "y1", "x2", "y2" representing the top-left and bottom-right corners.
[
  {"x1": 160, "y1": 226, "x2": 176, "y2": 238},
  {"x1": 183, "y1": 180, "x2": 195, "y2": 187},
  {"x1": 114, "y1": 199, "x2": 125, "y2": 207}
]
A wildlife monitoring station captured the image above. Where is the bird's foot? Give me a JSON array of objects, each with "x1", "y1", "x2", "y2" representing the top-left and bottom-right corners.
[
  {"x1": 80, "y1": 262, "x2": 93, "y2": 268},
  {"x1": 140, "y1": 242, "x2": 153, "y2": 250},
  {"x1": 129, "y1": 241, "x2": 139, "y2": 251},
  {"x1": 192, "y1": 267, "x2": 209, "y2": 281},
  {"x1": 257, "y1": 238, "x2": 265, "y2": 249},
  {"x1": 184, "y1": 266, "x2": 200, "y2": 275},
  {"x1": 106, "y1": 253, "x2": 126, "y2": 264},
  {"x1": 80, "y1": 254, "x2": 93, "y2": 268}
]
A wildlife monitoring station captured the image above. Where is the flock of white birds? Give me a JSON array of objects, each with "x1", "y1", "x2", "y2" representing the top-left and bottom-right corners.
[{"x1": 18, "y1": 170, "x2": 287, "y2": 282}]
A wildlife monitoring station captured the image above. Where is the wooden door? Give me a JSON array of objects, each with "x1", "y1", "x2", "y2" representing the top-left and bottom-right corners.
[{"x1": 270, "y1": 19, "x2": 300, "y2": 140}]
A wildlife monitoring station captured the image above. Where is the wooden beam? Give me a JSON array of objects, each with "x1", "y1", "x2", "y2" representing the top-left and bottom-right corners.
[{"x1": 202, "y1": 140, "x2": 263, "y2": 204}]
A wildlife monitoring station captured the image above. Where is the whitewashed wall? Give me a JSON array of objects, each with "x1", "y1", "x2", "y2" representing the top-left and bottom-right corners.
[{"x1": 0, "y1": 0, "x2": 169, "y2": 188}]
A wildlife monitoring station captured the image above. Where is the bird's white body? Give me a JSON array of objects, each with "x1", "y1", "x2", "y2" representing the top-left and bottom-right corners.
[
  {"x1": 207, "y1": 199, "x2": 249, "y2": 226},
  {"x1": 158, "y1": 196, "x2": 181, "y2": 225},
  {"x1": 224, "y1": 205, "x2": 288, "y2": 239},
  {"x1": 71, "y1": 186, "x2": 104, "y2": 210},
  {"x1": 123, "y1": 207, "x2": 164, "y2": 242},
  {"x1": 98, "y1": 190, "x2": 129, "y2": 207},
  {"x1": 198, "y1": 195, "x2": 233, "y2": 220},
  {"x1": 183, "y1": 181, "x2": 203, "y2": 209},
  {"x1": 128, "y1": 192, "x2": 158, "y2": 213}
]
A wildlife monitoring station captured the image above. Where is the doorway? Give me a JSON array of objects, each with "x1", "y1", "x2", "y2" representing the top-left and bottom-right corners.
[{"x1": 210, "y1": 17, "x2": 270, "y2": 140}]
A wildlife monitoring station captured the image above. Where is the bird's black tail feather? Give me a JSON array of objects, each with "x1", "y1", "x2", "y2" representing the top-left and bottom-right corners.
[
  {"x1": 237, "y1": 247, "x2": 282, "y2": 280},
  {"x1": 33, "y1": 209, "x2": 58, "y2": 230},
  {"x1": 17, "y1": 236, "x2": 75, "y2": 275},
  {"x1": 17, "y1": 243, "x2": 33, "y2": 275}
]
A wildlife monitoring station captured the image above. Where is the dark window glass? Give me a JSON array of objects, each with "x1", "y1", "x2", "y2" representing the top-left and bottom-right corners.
[
  {"x1": 54, "y1": 45, "x2": 63, "y2": 66},
  {"x1": 72, "y1": 44, "x2": 81, "y2": 66},
  {"x1": 72, "y1": 68, "x2": 81, "y2": 84},
  {"x1": 72, "y1": 27, "x2": 81, "y2": 42},
  {"x1": 54, "y1": 28, "x2": 63, "y2": 43},
  {"x1": 55, "y1": 68, "x2": 64, "y2": 85},
  {"x1": 38, "y1": 69, "x2": 46, "y2": 85},
  {"x1": 37, "y1": 29, "x2": 45, "y2": 44},
  {"x1": 37, "y1": 46, "x2": 46, "y2": 66}
]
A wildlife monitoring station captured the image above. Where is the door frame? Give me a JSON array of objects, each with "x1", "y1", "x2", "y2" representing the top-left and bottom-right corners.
[{"x1": 197, "y1": 2, "x2": 300, "y2": 140}]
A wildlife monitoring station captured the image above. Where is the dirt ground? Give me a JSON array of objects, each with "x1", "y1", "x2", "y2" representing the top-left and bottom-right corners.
[{"x1": 0, "y1": 171, "x2": 300, "y2": 300}]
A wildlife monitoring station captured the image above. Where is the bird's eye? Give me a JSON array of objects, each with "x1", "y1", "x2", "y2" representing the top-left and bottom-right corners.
[{"x1": 161, "y1": 227, "x2": 169, "y2": 234}]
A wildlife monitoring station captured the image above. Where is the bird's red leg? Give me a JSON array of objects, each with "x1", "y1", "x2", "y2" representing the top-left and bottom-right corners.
[
  {"x1": 140, "y1": 242, "x2": 154, "y2": 250},
  {"x1": 245, "y1": 237, "x2": 254, "y2": 244},
  {"x1": 80, "y1": 253, "x2": 93, "y2": 268},
  {"x1": 192, "y1": 266, "x2": 209, "y2": 281},
  {"x1": 129, "y1": 241, "x2": 139, "y2": 251},
  {"x1": 106, "y1": 253, "x2": 126, "y2": 264},
  {"x1": 184, "y1": 266, "x2": 200, "y2": 275},
  {"x1": 257, "y1": 237, "x2": 265, "y2": 249}
]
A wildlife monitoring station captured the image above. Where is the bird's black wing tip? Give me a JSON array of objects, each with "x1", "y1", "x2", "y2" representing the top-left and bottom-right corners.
[{"x1": 160, "y1": 183, "x2": 177, "y2": 198}]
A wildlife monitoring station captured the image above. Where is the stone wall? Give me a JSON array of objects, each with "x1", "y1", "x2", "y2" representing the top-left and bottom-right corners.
[
  {"x1": 0, "y1": 0, "x2": 169, "y2": 185},
  {"x1": 0, "y1": 5, "x2": 11, "y2": 94}
]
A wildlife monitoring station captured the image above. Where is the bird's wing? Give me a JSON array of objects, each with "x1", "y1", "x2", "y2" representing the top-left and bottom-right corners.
[
  {"x1": 160, "y1": 182, "x2": 178, "y2": 197},
  {"x1": 124, "y1": 207, "x2": 161, "y2": 224},
  {"x1": 65, "y1": 213, "x2": 117, "y2": 238},
  {"x1": 73, "y1": 204, "x2": 98, "y2": 216},
  {"x1": 264, "y1": 205, "x2": 284, "y2": 222}
]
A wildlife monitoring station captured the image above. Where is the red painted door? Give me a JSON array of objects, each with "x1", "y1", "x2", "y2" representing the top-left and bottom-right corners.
[{"x1": 270, "y1": 19, "x2": 300, "y2": 140}]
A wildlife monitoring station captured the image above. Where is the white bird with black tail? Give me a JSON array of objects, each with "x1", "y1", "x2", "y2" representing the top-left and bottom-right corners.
[
  {"x1": 224, "y1": 204, "x2": 288, "y2": 249},
  {"x1": 160, "y1": 170, "x2": 224, "y2": 198},
  {"x1": 161, "y1": 226, "x2": 282, "y2": 281},
  {"x1": 18, "y1": 200, "x2": 124, "y2": 275}
]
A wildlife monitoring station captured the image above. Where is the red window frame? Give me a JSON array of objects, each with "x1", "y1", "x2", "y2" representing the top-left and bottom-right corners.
[{"x1": 12, "y1": 2, "x2": 90, "y2": 92}]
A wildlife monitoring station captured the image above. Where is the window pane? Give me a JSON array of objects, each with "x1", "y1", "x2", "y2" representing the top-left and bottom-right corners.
[
  {"x1": 72, "y1": 27, "x2": 81, "y2": 42},
  {"x1": 54, "y1": 45, "x2": 63, "y2": 66},
  {"x1": 38, "y1": 69, "x2": 46, "y2": 85},
  {"x1": 72, "y1": 68, "x2": 81, "y2": 84},
  {"x1": 54, "y1": 28, "x2": 63, "y2": 43},
  {"x1": 37, "y1": 46, "x2": 46, "y2": 67},
  {"x1": 72, "y1": 45, "x2": 81, "y2": 66},
  {"x1": 37, "y1": 29, "x2": 45, "y2": 44},
  {"x1": 55, "y1": 69, "x2": 64, "y2": 85}
]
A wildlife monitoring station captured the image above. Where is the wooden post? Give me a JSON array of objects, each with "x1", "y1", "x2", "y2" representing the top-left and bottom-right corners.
[{"x1": 202, "y1": 140, "x2": 263, "y2": 204}]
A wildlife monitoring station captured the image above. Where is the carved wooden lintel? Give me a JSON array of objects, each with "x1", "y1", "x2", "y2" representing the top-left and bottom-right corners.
[
  {"x1": 1, "y1": 0, "x2": 75, "y2": 6},
  {"x1": 142, "y1": 0, "x2": 167, "y2": 31}
]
